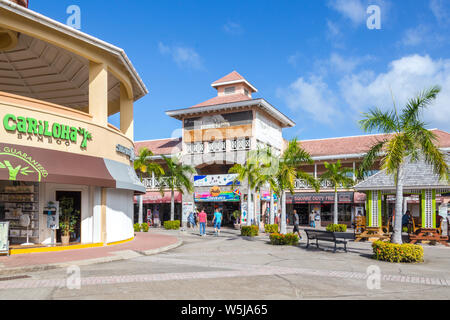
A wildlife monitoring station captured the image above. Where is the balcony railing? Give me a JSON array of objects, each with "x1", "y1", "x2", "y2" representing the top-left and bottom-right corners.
[
  {"x1": 142, "y1": 177, "x2": 170, "y2": 189},
  {"x1": 294, "y1": 179, "x2": 355, "y2": 190}
]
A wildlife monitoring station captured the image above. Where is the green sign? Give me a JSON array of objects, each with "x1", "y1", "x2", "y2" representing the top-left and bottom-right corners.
[
  {"x1": 3, "y1": 114, "x2": 92, "y2": 149},
  {"x1": 0, "y1": 146, "x2": 47, "y2": 181}
]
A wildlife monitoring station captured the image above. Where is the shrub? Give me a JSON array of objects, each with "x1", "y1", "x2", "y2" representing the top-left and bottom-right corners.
[
  {"x1": 264, "y1": 224, "x2": 278, "y2": 234},
  {"x1": 269, "y1": 233, "x2": 299, "y2": 246},
  {"x1": 141, "y1": 223, "x2": 149, "y2": 232},
  {"x1": 164, "y1": 220, "x2": 181, "y2": 230},
  {"x1": 402, "y1": 227, "x2": 408, "y2": 233},
  {"x1": 372, "y1": 241, "x2": 424, "y2": 263},
  {"x1": 326, "y1": 224, "x2": 347, "y2": 232},
  {"x1": 241, "y1": 225, "x2": 259, "y2": 237},
  {"x1": 134, "y1": 223, "x2": 141, "y2": 232}
]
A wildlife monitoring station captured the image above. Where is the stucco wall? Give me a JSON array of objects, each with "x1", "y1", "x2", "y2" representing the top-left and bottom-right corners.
[{"x1": 106, "y1": 188, "x2": 134, "y2": 243}]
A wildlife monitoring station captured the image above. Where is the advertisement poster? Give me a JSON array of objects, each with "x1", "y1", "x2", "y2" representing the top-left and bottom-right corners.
[
  {"x1": 194, "y1": 174, "x2": 240, "y2": 187},
  {"x1": 182, "y1": 202, "x2": 194, "y2": 223},
  {"x1": 0, "y1": 221, "x2": 9, "y2": 254},
  {"x1": 194, "y1": 191, "x2": 240, "y2": 202},
  {"x1": 45, "y1": 201, "x2": 59, "y2": 230}
]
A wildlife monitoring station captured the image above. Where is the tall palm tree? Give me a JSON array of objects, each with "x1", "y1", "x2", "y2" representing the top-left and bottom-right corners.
[
  {"x1": 274, "y1": 138, "x2": 318, "y2": 234},
  {"x1": 229, "y1": 151, "x2": 260, "y2": 226},
  {"x1": 319, "y1": 160, "x2": 354, "y2": 225},
  {"x1": 134, "y1": 147, "x2": 164, "y2": 224},
  {"x1": 358, "y1": 85, "x2": 449, "y2": 244},
  {"x1": 161, "y1": 155, "x2": 195, "y2": 222}
]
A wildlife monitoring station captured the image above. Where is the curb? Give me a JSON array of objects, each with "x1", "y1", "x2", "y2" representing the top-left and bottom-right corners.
[{"x1": 0, "y1": 238, "x2": 183, "y2": 277}]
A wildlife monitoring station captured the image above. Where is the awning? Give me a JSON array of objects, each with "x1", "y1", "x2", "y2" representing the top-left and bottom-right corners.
[
  {"x1": 104, "y1": 159, "x2": 145, "y2": 194},
  {"x1": 135, "y1": 191, "x2": 182, "y2": 204},
  {"x1": 0, "y1": 143, "x2": 144, "y2": 193}
]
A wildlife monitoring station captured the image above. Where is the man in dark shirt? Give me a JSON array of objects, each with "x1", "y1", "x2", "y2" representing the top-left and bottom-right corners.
[{"x1": 293, "y1": 209, "x2": 302, "y2": 240}]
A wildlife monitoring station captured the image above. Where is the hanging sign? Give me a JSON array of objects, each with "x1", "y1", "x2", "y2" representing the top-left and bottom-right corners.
[{"x1": 0, "y1": 221, "x2": 10, "y2": 255}]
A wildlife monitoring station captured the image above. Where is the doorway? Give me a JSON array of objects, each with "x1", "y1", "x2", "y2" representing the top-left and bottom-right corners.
[{"x1": 56, "y1": 191, "x2": 81, "y2": 243}]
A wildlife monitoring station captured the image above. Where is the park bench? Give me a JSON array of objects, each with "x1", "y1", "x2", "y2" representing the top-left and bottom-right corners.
[{"x1": 305, "y1": 229, "x2": 348, "y2": 253}]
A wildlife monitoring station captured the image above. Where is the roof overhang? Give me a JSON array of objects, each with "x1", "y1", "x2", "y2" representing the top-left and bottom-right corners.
[
  {"x1": 166, "y1": 98, "x2": 296, "y2": 128},
  {"x1": 211, "y1": 79, "x2": 258, "y2": 93},
  {"x1": 0, "y1": 0, "x2": 148, "y2": 101}
]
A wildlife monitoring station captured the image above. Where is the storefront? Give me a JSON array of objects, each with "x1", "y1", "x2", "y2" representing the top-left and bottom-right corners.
[
  {"x1": 134, "y1": 191, "x2": 182, "y2": 224},
  {"x1": 287, "y1": 192, "x2": 361, "y2": 227},
  {"x1": 0, "y1": 1, "x2": 147, "y2": 249}
]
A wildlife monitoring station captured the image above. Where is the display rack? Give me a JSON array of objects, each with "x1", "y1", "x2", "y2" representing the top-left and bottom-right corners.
[{"x1": 0, "y1": 183, "x2": 39, "y2": 244}]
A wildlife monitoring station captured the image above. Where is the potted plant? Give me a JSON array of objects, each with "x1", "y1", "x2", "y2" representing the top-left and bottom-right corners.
[
  {"x1": 59, "y1": 197, "x2": 79, "y2": 246},
  {"x1": 233, "y1": 210, "x2": 241, "y2": 230}
]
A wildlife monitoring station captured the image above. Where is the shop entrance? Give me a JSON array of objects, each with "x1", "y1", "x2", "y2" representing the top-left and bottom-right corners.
[
  {"x1": 56, "y1": 191, "x2": 81, "y2": 243},
  {"x1": 293, "y1": 204, "x2": 309, "y2": 225},
  {"x1": 195, "y1": 202, "x2": 240, "y2": 227}
]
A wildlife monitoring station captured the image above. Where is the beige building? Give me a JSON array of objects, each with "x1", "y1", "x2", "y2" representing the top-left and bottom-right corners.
[{"x1": 0, "y1": 0, "x2": 147, "y2": 247}]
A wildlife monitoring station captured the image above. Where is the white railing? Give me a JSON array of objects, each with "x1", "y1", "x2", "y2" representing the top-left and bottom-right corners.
[
  {"x1": 294, "y1": 179, "x2": 354, "y2": 190},
  {"x1": 186, "y1": 138, "x2": 251, "y2": 155},
  {"x1": 142, "y1": 177, "x2": 170, "y2": 189}
]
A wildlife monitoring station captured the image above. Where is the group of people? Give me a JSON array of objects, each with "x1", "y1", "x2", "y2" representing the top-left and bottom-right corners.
[{"x1": 187, "y1": 207, "x2": 223, "y2": 237}]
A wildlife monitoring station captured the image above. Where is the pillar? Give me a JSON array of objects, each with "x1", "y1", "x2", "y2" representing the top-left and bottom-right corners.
[
  {"x1": 101, "y1": 187, "x2": 107, "y2": 244},
  {"x1": 421, "y1": 189, "x2": 436, "y2": 229},
  {"x1": 89, "y1": 62, "x2": 108, "y2": 126},
  {"x1": 120, "y1": 85, "x2": 134, "y2": 140},
  {"x1": 366, "y1": 190, "x2": 381, "y2": 227}
]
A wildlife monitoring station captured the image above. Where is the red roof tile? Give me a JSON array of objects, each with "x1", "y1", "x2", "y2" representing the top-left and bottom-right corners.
[
  {"x1": 135, "y1": 138, "x2": 182, "y2": 156},
  {"x1": 190, "y1": 93, "x2": 251, "y2": 108},
  {"x1": 299, "y1": 129, "x2": 450, "y2": 158},
  {"x1": 212, "y1": 71, "x2": 245, "y2": 85}
]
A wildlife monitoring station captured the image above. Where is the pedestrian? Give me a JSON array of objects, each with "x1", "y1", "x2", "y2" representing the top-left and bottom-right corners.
[
  {"x1": 188, "y1": 211, "x2": 196, "y2": 230},
  {"x1": 309, "y1": 211, "x2": 315, "y2": 228},
  {"x1": 293, "y1": 209, "x2": 302, "y2": 239},
  {"x1": 198, "y1": 208, "x2": 207, "y2": 236},
  {"x1": 213, "y1": 208, "x2": 223, "y2": 236}
]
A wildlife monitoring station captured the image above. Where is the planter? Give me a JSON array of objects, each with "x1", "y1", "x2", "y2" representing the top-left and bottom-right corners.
[
  {"x1": 234, "y1": 223, "x2": 241, "y2": 230},
  {"x1": 61, "y1": 235, "x2": 70, "y2": 246}
]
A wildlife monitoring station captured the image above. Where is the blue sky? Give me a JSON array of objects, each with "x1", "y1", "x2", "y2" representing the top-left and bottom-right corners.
[{"x1": 32, "y1": 0, "x2": 450, "y2": 141}]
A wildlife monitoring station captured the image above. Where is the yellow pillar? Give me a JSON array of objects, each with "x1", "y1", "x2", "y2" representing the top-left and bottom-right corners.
[
  {"x1": 101, "y1": 187, "x2": 107, "y2": 244},
  {"x1": 120, "y1": 85, "x2": 134, "y2": 140},
  {"x1": 89, "y1": 61, "x2": 108, "y2": 126}
]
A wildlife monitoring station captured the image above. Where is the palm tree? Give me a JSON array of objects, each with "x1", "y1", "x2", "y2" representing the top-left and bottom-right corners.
[
  {"x1": 134, "y1": 147, "x2": 164, "y2": 224},
  {"x1": 229, "y1": 152, "x2": 260, "y2": 226},
  {"x1": 161, "y1": 155, "x2": 195, "y2": 222},
  {"x1": 274, "y1": 139, "x2": 318, "y2": 234},
  {"x1": 358, "y1": 85, "x2": 449, "y2": 244},
  {"x1": 319, "y1": 160, "x2": 354, "y2": 225}
]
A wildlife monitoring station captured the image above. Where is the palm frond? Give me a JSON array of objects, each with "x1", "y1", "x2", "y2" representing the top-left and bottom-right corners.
[
  {"x1": 359, "y1": 108, "x2": 398, "y2": 133},
  {"x1": 401, "y1": 85, "x2": 441, "y2": 127}
]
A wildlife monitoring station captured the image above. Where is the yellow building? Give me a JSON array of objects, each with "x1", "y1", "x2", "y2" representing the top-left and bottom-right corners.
[{"x1": 0, "y1": 0, "x2": 147, "y2": 248}]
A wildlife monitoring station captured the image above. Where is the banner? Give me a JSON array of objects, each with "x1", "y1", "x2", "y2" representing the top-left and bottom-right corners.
[
  {"x1": 194, "y1": 191, "x2": 240, "y2": 202},
  {"x1": 194, "y1": 174, "x2": 240, "y2": 187},
  {"x1": 0, "y1": 221, "x2": 9, "y2": 254}
]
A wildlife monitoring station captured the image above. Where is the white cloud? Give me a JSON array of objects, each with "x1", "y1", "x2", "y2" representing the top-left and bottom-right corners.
[
  {"x1": 288, "y1": 52, "x2": 301, "y2": 67},
  {"x1": 223, "y1": 22, "x2": 243, "y2": 35},
  {"x1": 401, "y1": 25, "x2": 428, "y2": 46},
  {"x1": 328, "y1": 0, "x2": 366, "y2": 25},
  {"x1": 158, "y1": 42, "x2": 203, "y2": 70},
  {"x1": 430, "y1": 0, "x2": 450, "y2": 25},
  {"x1": 277, "y1": 76, "x2": 342, "y2": 125},
  {"x1": 339, "y1": 55, "x2": 450, "y2": 130}
]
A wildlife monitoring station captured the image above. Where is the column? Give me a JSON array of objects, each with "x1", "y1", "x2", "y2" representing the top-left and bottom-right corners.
[
  {"x1": 421, "y1": 189, "x2": 435, "y2": 229},
  {"x1": 120, "y1": 85, "x2": 134, "y2": 140},
  {"x1": 101, "y1": 187, "x2": 107, "y2": 244},
  {"x1": 89, "y1": 62, "x2": 108, "y2": 126},
  {"x1": 366, "y1": 190, "x2": 381, "y2": 227}
]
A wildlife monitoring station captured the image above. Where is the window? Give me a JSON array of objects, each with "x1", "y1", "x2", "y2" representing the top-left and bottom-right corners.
[
  {"x1": 244, "y1": 88, "x2": 249, "y2": 96},
  {"x1": 224, "y1": 86, "x2": 235, "y2": 95}
]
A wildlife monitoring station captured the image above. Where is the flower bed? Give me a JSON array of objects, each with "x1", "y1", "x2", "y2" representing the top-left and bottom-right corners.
[
  {"x1": 164, "y1": 220, "x2": 181, "y2": 230},
  {"x1": 241, "y1": 225, "x2": 259, "y2": 237},
  {"x1": 326, "y1": 224, "x2": 347, "y2": 232},
  {"x1": 264, "y1": 224, "x2": 278, "y2": 234},
  {"x1": 372, "y1": 241, "x2": 424, "y2": 263},
  {"x1": 134, "y1": 223, "x2": 150, "y2": 232},
  {"x1": 269, "y1": 233, "x2": 299, "y2": 245}
]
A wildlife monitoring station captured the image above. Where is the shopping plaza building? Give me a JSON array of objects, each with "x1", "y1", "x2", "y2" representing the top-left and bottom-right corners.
[
  {"x1": 0, "y1": 0, "x2": 146, "y2": 247},
  {"x1": 136, "y1": 71, "x2": 450, "y2": 227}
]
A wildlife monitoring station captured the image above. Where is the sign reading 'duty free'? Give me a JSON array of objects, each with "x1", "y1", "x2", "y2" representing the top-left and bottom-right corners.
[{"x1": 3, "y1": 114, "x2": 93, "y2": 149}]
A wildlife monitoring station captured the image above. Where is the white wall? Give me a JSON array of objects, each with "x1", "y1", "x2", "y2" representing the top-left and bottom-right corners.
[
  {"x1": 254, "y1": 112, "x2": 283, "y2": 151},
  {"x1": 106, "y1": 188, "x2": 134, "y2": 243}
]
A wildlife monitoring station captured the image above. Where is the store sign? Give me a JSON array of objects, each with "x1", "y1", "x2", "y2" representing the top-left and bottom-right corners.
[
  {"x1": 3, "y1": 114, "x2": 92, "y2": 149},
  {"x1": 194, "y1": 191, "x2": 240, "y2": 202},
  {"x1": 194, "y1": 174, "x2": 240, "y2": 187},
  {"x1": 0, "y1": 222, "x2": 9, "y2": 255},
  {"x1": 288, "y1": 192, "x2": 354, "y2": 204},
  {"x1": 0, "y1": 146, "x2": 48, "y2": 181},
  {"x1": 116, "y1": 144, "x2": 136, "y2": 162}
]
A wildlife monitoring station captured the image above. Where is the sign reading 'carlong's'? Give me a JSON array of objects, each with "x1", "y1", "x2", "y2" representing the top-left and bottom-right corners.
[{"x1": 3, "y1": 114, "x2": 92, "y2": 149}]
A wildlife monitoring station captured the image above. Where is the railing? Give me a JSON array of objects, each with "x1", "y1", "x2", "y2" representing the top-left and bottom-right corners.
[
  {"x1": 294, "y1": 179, "x2": 354, "y2": 190},
  {"x1": 142, "y1": 177, "x2": 170, "y2": 189},
  {"x1": 185, "y1": 138, "x2": 251, "y2": 155}
]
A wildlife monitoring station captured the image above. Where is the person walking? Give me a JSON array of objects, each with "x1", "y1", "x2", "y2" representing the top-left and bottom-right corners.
[
  {"x1": 309, "y1": 211, "x2": 316, "y2": 228},
  {"x1": 198, "y1": 208, "x2": 207, "y2": 236},
  {"x1": 188, "y1": 211, "x2": 196, "y2": 231},
  {"x1": 213, "y1": 208, "x2": 223, "y2": 236},
  {"x1": 293, "y1": 209, "x2": 302, "y2": 239}
]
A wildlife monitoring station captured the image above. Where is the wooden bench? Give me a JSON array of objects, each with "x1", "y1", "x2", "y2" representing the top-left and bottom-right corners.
[
  {"x1": 355, "y1": 227, "x2": 390, "y2": 242},
  {"x1": 305, "y1": 229, "x2": 348, "y2": 253}
]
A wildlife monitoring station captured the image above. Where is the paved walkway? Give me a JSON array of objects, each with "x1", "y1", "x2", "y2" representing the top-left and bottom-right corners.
[{"x1": 0, "y1": 232, "x2": 180, "y2": 272}]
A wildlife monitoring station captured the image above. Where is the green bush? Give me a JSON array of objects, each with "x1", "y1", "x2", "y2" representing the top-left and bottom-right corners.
[
  {"x1": 164, "y1": 220, "x2": 181, "y2": 230},
  {"x1": 133, "y1": 223, "x2": 141, "y2": 232},
  {"x1": 372, "y1": 241, "x2": 424, "y2": 263},
  {"x1": 269, "y1": 233, "x2": 299, "y2": 245},
  {"x1": 141, "y1": 223, "x2": 149, "y2": 232},
  {"x1": 326, "y1": 224, "x2": 347, "y2": 232},
  {"x1": 241, "y1": 225, "x2": 259, "y2": 237},
  {"x1": 264, "y1": 224, "x2": 278, "y2": 234},
  {"x1": 402, "y1": 226, "x2": 408, "y2": 233}
]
